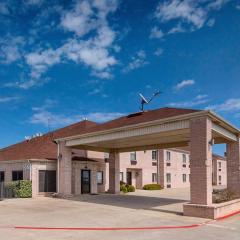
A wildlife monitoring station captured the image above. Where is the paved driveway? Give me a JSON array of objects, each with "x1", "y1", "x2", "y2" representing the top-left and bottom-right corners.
[{"x1": 0, "y1": 188, "x2": 239, "y2": 240}]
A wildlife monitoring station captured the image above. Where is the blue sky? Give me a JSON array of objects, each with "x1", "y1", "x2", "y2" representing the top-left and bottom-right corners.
[{"x1": 0, "y1": 0, "x2": 240, "y2": 155}]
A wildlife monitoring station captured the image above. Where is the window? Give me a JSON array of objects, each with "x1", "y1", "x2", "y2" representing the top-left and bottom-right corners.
[
  {"x1": 218, "y1": 162, "x2": 221, "y2": 168},
  {"x1": 152, "y1": 161, "x2": 157, "y2": 166},
  {"x1": 12, "y1": 171, "x2": 23, "y2": 181},
  {"x1": 120, "y1": 172, "x2": 124, "y2": 182},
  {"x1": 183, "y1": 154, "x2": 187, "y2": 163},
  {"x1": 183, "y1": 174, "x2": 187, "y2": 183},
  {"x1": 130, "y1": 152, "x2": 136, "y2": 161},
  {"x1": 152, "y1": 173, "x2": 157, "y2": 182},
  {"x1": 152, "y1": 150, "x2": 157, "y2": 160},
  {"x1": 166, "y1": 151, "x2": 171, "y2": 161},
  {"x1": 0, "y1": 171, "x2": 4, "y2": 182},
  {"x1": 39, "y1": 170, "x2": 56, "y2": 192},
  {"x1": 104, "y1": 152, "x2": 109, "y2": 160},
  {"x1": 166, "y1": 173, "x2": 171, "y2": 183},
  {"x1": 219, "y1": 175, "x2": 222, "y2": 185},
  {"x1": 97, "y1": 171, "x2": 103, "y2": 185}
]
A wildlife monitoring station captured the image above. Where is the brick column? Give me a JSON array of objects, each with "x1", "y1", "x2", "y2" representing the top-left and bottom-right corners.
[
  {"x1": 109, "y1": 149, "x2": 120, "y2": 194},
  {"x1": 158, "y1": 149, "x2": 165, "y2": 187},
  {"x1": 58, "y1": 141, "x2": 72, "y2": 196},
  {"x1": 227, "y1": 138, "x2": 240, "y2": 197},
  {"x1": 190, "y1": 117, "x2": 213, "y2": 205}
]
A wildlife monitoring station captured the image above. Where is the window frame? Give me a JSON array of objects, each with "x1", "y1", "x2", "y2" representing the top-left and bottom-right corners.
[
  {"x1": 166, "y1": 173, "x2": 171, "y2": 183},
  {"x1": 130, "y1": 152, "x2": 137, "y2": 161},
  {"x1": 97, "y1": 171, "x2": 104, "y2": 185},
  {"x1": 152, "y1": 173, "x2": 157, "y2": 182},
  {"x1": 152, "y1": 150, "x2": 157, "y2": 161},
  {"x1": 166, "y1": 151, "x2": 171, "y2": 161},
  {"x1": 12, "y1": 170, "x2": 23, "y2": 181}
]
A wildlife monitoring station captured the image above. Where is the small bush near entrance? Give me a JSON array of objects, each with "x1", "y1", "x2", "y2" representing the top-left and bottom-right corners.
[
  {"x1": 120, "y1": 185, "x2": 128, "y2": 193},
  {"x1": 5, "y1": 180, "x2": 32, "y2": 198},
  {"x1": 126, "y1": 185, "x2": 135, "y2": 192},
  {"x1": 120, "y1": 181, "x2": 135, "y2": 193},
  {"x1": 143, "y1": 184, "x2": 162, "y2": 190}
]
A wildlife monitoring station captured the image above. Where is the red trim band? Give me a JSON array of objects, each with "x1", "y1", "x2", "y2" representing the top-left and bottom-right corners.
[{"x1": 15, "y1": 224, "x2": 201, "y2": 231}]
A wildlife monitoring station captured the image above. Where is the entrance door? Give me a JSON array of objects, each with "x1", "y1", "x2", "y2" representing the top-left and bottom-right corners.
[
  {"x1": 127, "y1": 171, "x2": 132, "y2": 185},
  {"x1": 81, "y1": 170, "x2": 91, "y2": 194}
]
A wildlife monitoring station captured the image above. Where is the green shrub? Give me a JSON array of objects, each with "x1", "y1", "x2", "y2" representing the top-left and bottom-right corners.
[
  {"x1": 120, "y1": 185, "x2": 128, "y2": 193},
  {"x1": 18, "y1": 180, "x2": 32, "y2": 198},
  {"x1": 127, "y1": 185, "x2": 135, "y2": 192},
  {"x1": 143, "y1": 184, "x2": 162, "y2": 190},
  {"x1": 213, "y1": 189, "x2": 236, "y2": 203},
  {"x1": 5, "y1": 180, "x2": 32, "y2": 198}
]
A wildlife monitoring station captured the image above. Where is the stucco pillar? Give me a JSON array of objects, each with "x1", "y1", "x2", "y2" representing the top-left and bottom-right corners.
[
  {"x1": 190, "y1": 117, "x2": 213, "y2": 205},
  {"x1": 58, "y1": 141, "x2": 72, "y2": 196},
  {"x1": 227, "y1": 138, "x2": 240, "y2": 196},
  {"x1": 109, "y1": 149, "x2": 120, "y2": 194}
]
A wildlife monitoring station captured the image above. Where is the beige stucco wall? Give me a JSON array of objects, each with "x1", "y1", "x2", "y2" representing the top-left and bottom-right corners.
[{"x1": 161, "y1": 149, "x2": 190, "y2": 189}]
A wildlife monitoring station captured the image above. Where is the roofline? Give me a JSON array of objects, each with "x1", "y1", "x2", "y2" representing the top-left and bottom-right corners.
[{"x1": 55, "y1": 110, "x2": 240, "y2": 143}]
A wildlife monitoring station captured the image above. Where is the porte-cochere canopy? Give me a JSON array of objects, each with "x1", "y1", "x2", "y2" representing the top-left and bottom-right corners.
[{"x1": 56, "y1": 107, "x2": 240, "y2": 219}]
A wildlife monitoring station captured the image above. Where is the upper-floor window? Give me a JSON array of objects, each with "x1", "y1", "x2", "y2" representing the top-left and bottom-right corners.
[
  {"x1": 166, "y1": 151, "x2": 171, "y2": 161},
  {"x1": 152, "y1": 150, "x2": 157, "y2": 160},
  {"x1": 183, "y1": 154, "x2": 187, "y2": 164},
  {"x1": 218, "y1": 162, "x2": 221, "y2": 169},
  {"x1": 104, "y1": 152, "x2": 109, "y2": 159},
  {"x1": 130, "y1": 152, "x2": 137, "y2": 161}
]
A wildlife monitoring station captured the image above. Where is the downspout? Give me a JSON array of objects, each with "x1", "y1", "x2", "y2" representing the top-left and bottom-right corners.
[
  {"x1": 156, "y1": 150, "x2": 160, "y2": 185},
  {"x1": 28, "y1": 159, "x2": 32, "y2": 181},
  {"x1": 57, "y1": 141, "x2": 60, "y2": 194}
]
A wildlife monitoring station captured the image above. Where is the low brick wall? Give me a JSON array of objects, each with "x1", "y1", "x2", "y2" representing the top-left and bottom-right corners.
[{"x1": 184, "y1": 198, "x2": 240, "y2": 219}]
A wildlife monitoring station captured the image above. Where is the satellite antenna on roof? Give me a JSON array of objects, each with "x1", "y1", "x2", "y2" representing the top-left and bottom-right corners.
[{"x1": 139, "y1": 90, "x2": 162, "y2": 111}]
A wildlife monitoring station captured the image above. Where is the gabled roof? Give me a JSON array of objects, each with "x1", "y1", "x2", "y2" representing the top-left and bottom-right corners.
[
  {"x1": 67, "y1": 107, "x2": 201, "y2": 137},
  {"x1": 0, "y1": 120, "x2": 98, "y2": 161}
]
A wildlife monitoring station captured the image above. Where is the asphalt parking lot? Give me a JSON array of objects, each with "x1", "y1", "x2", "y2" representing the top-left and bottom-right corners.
[{"x1": 0, "y1": 188, "x2": 239, "y2": 240}]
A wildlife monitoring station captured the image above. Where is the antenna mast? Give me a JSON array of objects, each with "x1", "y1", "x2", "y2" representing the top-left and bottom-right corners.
[{"x1": 139, "y1": 90, "x2": 162, "y2": 111}]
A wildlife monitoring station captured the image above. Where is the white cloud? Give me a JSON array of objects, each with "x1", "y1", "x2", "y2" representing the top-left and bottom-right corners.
[
  {"x1": 237, "y1": 5, "x2": 240, "y2": 10},
  {"x1": 168, "y1": 23, "x2": 186, "y2": 34},
  {"x1": 154, "y1": 48, "x2": 164, "y2": 56},
  {"x1": 123, "y1": 50, "x2": 148, "y2": 73},
  {"x1": 196, "y1": 94, "x2": 208, "y2": 100},
  {"x1": 154, "y1": 0, "x2": 230, "y2": 34},
  {"x1": 149, "y1": 27, "x2": 164, "y2": 39},
  {"x1": 207, "y1": 0, "x2": 231, "y2": 10},
  {"x1": 174, "y1": 79, "x2": 195, "y2": 90},
  {"x1": 206, "y1": 98, "x2": 240, "y2": 112},
  {"x1": 156, "y1": 0, "x2": 206, "y2": 29},
  {"x1": 207, "y1": 18, "x2": 215, "y2": 27},
  {"x1": 0, "y1": 96, "x2": 20, "y2": 103},
  {"x1": 61, "y1": 0, "x2": 95, "y2": 37},
  {"x1": 168, "y1": 94, "x2": 208, "y2": 108},
  {"x1": 18, "y1": 0, "x2": 119, "y2": 89},
  {"x1": 30, "y1": 108, "x2": 124, "y2": 127},
  {"x1": 0, "y1": 36, "x2": 25, "y2": 64}
]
